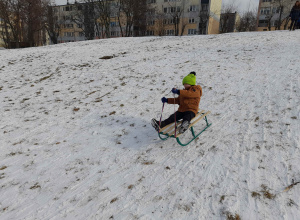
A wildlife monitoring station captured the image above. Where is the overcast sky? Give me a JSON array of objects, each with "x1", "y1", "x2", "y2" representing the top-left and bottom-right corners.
[{"x1": 54, "y1": 0, "x2": 260, "y2": 13}]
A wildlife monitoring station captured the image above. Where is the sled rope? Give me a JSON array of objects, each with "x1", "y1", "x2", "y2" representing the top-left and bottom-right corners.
[
  {"x1": 159, "y1": 102, "x2": 165, "y2": 131},
  {"x1": 173, "y1": 92, "x2": 177, "y2": 138}
]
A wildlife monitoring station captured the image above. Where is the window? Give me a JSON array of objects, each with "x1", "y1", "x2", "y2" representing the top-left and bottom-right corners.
[
  {"x1": 272, "y1": 7, "x2": 280, "y2": 14},
  {"x1": 64, "y1": 32, "x2": 74, "y2": 37},
  {"x1": 165, "y1": 29, "x2": 174, "y2": 35},
  {"x1": 188, "y1": 29, "x2": 197, "y2": 35},
  {"x1": 64, "y1": 24, "x2": 73, "y2": 28},
  {"x1": 63, "y1": 6, "x2": 72, "y2": 11},
  {"x1": 189, "y1": 18, "x2": 195, "y2": 23},
  {"x1": 77, "y1": 24, "x2": 83, "y2": 28},
  {"x1": 260, "y1": 7, "x2": 271, "y2": 15},
  {"x1": 111, "y1": 31, "x2": 119, "y2": 37},
  {"x1": 164, "y1": 7, "x2": 180, "y2": 13},
  {"x1": 262, "y1": 0, "x2": 271, "y2": 2},
  {"x1": 201, "y1": 4, "x2": 208, "y2": 11},
  {"x1": 259, "y1": 20, "x2": 268, "y2": 24},
  {"x1": 147, "y1": 30, "x2": 154, "y2": 36},
  {"x1": 189, "y1": 5, "x2": 197, "y2": 12},
  {"x1": 147, "y1": 0, "x2": 156, "y2": 3},
  {"x1": 63, "y1": 16, "x2": 72, "y2": 21},
  {"x1": 148, "y1": 8, "x2": 155, "y2": 15},
  {"x1": 163, "y1": 19, "x2": 176, "y2": 24},
  {"x1": 79, "y1": 32, "x2": 84, "y2": 37},
  {"x1": 148, "y1": 20, "x2": 155, "y2": 26}
]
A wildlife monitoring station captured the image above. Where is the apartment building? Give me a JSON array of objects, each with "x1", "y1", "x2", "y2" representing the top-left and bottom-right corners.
[
  {"x1": 147, "y1": 0, "x2": 222, "y2": 36},
  {"x1": 257, "y1": 0, "x2": 295, "y2": 31},
  {"x1": 53, "y1": 4, "x2": 85, "y2": 43},
  {"x1": 52, "y1": 0, "x2": 222, "y2": 44}
]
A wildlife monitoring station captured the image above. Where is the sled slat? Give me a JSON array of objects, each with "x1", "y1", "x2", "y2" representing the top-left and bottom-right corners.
[
  {"x1": 162, "y1": 122, "x2": 182, "y2": 135},
  {"x1": 190, "y1": 111, "x2": 210, "y2": 127},
  {"x1": 161, "y1": 110, "x2": 204, "y2": 135},
  {"x1": 167, "y1": 110, "x2": 206, "y2": 137},
  {"x1": 175, "y1": 111, "x2": 210, "y2": 138},
  {"x1": 160, "y1": 121, "x2": 177, "y2": 133},
  {"x1": 159, "y1": 109, "x2": 204, "y2": 134}
]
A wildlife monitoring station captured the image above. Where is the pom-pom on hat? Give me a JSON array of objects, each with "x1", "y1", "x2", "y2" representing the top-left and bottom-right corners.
[{"x1": 182, "y1": 72, "x2": 196, "y2": 85}]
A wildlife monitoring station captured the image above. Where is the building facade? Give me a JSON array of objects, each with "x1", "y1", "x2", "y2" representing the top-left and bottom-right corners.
[
  {"x1": 52, "y1": 0, "x2": 222, "y2": 44},
  {"x1": 146, "y1": 0, "x2": 222, "y2": 36},
  {"x1": 257, "y1": 0, "x2": 294, "y2": 31}
]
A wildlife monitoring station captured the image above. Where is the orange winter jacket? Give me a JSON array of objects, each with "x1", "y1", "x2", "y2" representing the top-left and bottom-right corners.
[{"x1": 167, "y1": 85, "x2": 202, "y2": 115}]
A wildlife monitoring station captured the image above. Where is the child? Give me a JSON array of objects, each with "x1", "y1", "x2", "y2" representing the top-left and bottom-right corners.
[{"x1": 151, "y1": 72, "x2": 202, "y2": 134}]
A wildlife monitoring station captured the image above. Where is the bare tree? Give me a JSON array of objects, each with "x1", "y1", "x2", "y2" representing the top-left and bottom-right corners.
[
  {"x1": 219, "y1": 1, "x2": 238, "y2": 33},
  {"x1": 132, "y1": 0, "x2": 147, "y2": 36},
  {"x1": 20, "y1": 0, "x2": 47, "y2": 46},
  {"x1": 44, "y1": 1, "x2": 62, "y2": 44},
  {"x1": 118, "y1": 0, "x2": 133, "y2": 37},
  {"x1": 94, "y1": 0, "x2": 111, "y2": 38},
  {"x1": 0, "y1": 0, "x2": 48, "y2": 47},
  {"x1": 72, "y1": 0, "x2": 96, "y2": 40},
  {"x1": 237, "y1": 10, "x2": 257, "y2": 32},
  {"x1": 272, "y1": 0, "x2": 292, "y2": 30},
  {"x1": 198, "y1": 3, "x2": 212, "y2": 35},
  {"x1": 154, "y1": 11, "x2": 166, "y2": 36},
  {"x1": 266, "y1": 12, "x2": 275, "y2": 31},
  {"x1": 0, "y1": 0, "x2": 22, "y2": 48},
  {"x1": 163, "y1": 0, "x2": 186, "y2": 36}
]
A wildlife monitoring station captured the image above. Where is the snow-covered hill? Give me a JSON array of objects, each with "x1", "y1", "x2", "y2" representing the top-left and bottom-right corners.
[{"x1": 0, "y1": 31, "x2": 299, "y2": 220}]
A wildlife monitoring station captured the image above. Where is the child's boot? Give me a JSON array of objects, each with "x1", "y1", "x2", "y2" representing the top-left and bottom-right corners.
[
  {"x1": 151, "y1": 119, "x2": 160, "y2": 132},
  {"x1": 179, "y1": 120, "x2": 190, "y2": 134}
]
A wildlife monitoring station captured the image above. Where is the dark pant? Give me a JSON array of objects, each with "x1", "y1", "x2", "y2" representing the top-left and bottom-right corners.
[
  {"x1": 161, "y1": 111, "x2": 195, "y2": 127},
  {"x1": 290, "y1": 20, "x2": 297, "y2": 30}
]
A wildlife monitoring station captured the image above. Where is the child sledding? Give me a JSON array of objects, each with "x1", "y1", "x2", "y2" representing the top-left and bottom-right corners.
[{"x1": 151, "y1": 72, "x2": 211, "y2": 146}]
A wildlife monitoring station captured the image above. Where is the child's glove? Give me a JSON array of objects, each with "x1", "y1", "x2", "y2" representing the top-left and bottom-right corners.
[
  {"x1": 161, "y1": 97, "x2": 168, "y2": 103},
  {"x1": 172, "y1": 88, "x2": 179, "y2": 94}
]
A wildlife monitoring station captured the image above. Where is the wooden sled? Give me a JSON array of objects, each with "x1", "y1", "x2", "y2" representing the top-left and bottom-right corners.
[{"x1": 158, "y1": 110, "x2": 211, "y2": 146}]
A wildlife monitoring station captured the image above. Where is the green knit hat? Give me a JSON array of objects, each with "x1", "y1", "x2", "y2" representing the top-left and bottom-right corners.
[{"x1": 182, "y1": 72, "x2": 196, "y2": 85}]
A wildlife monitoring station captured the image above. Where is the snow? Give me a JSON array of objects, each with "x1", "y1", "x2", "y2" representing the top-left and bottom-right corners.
[{"x1": 0, "y1": 30, "x2": 299, "y2": 219}]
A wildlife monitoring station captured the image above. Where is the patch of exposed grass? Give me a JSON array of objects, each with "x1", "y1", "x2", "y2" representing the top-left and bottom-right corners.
[
  {"x1": 220, "y1": 195, "x2": 225, "y2": 203},
  {"x1": 224, "y1": 211, "x2": 241, "y2": 220},
  {"x1": 110, "y1": 197, "x2": 118, "y2": 203},
  {"x1": 20, "y1": 98, "x2": 30, "y2": 103},
  {"x1": 0, "y1": 166, "x2": 7, "y2": 170},
  {"x1": 109, "y1": 111, "x2": 116, "y2": 115},
  {"x1": 100, "y1": 56, "x2": 114, "y2": 60},
  {"x1": 261, "y1": 184, "x2": 276, "y2": 199},
  {"x1": 287, "y1": 199, "x2": 295, "y2": 207},
  {"x1": 30, "y1": 183, "x2": 41, "y2": 189},
  {"x1": 87, "y1": 91, "x2": 97, "y2": 96},
  {"x1": 8, "y1": 151, "x2": 23, "y2": 156},
  {"x1": 251, "y1": 191, "x2": 261, "y2": 198},
  {"x1": 38, "y1": 74, "x2": 53, "y2": 82},
  {"x1": 142, "y1": 161, "x2": 154, "y2": 165}
]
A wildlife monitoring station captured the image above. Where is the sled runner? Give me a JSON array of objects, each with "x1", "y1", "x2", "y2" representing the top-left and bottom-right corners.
[{"x1": 158, "y1": 110, "x2": 211, "y2": 146}]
